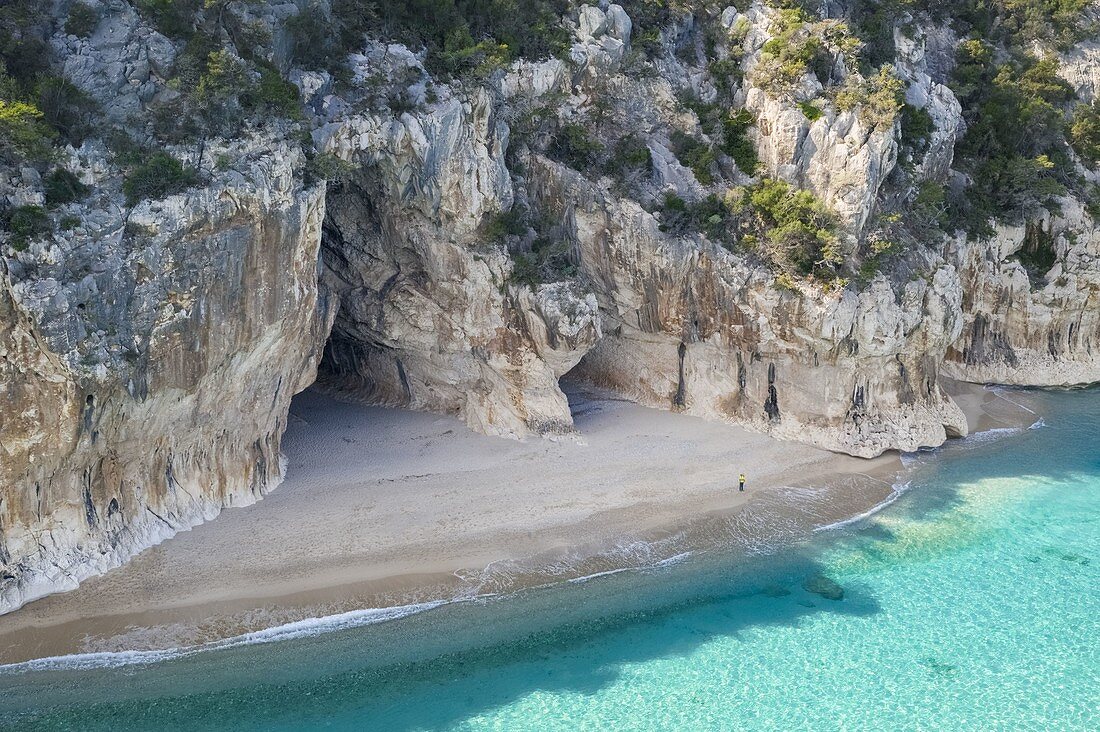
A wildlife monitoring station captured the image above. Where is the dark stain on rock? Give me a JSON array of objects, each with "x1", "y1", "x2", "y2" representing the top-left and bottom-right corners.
[
  {"x1": 82, "y1": 394, "x2": 95, "y2": 440},
  {"x1": 897, "y1": 357, "x2": 915, "y2": 405},
  {"x1": 82, "y1": 484, "x2": 98, "y2": 529},
  {"x1": 396, "y1": 358, "x2": 412, "y2": 401},
  {"x1": 961, "y1": 314, "x2": 1018, "y2": 367},
  {"x1": 764, "y1": 363, "x2": 780, "y2": 421},
  {"x1": 673, "y1": 341, "x2": 687, "y2": 408}
]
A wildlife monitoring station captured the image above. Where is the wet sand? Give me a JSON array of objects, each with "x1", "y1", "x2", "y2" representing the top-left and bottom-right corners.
[{"x1": 0, "y1": 381, "x2": 1038, "y2": 665}]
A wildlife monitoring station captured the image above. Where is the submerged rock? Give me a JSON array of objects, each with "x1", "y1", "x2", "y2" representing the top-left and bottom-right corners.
[{"x1": 802, "y1": 575, "x2": 845, "y2": 601}]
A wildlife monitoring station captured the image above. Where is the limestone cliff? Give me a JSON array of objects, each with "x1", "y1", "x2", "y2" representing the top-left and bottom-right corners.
[
  {"x1": 527, "y1": 155, "x2": 967, "y2": 457},
  {"x1": 2, "y1": 0, "x2": 1100, "y2": 611},
  {"x1": 312, "y1": 63, "x2": 599, "y2": 437},
  {"x1": 0, "y1": 135, "x2": 333, "y2": 612},
  {"x1": 945, "y1": 202, "x2": 1100, "y2": 386}
]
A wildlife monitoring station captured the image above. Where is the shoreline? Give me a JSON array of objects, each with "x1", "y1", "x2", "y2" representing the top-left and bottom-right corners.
[{"x1": 0, "y1": 380, "x2": 1040, "y2": 667}]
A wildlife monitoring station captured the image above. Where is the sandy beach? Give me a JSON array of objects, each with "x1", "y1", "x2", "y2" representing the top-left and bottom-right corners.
[{"x1": 0, "y1": 380, "x2": 1039, "y2": 664}]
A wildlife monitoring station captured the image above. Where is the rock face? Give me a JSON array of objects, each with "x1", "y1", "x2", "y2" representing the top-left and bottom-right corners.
[
  {"x1": 3, "y1": 0, "x2": 1100, "y2": 611},
  {"x1": 945, "y1": 201, "x2": 1100, "y2": 386},
  {"x1": 894, "y1": 26, "x2": 964, "y2": 182},
  {"x1": 314, "y1": 89, "x2": 600, "y2": 437},
  {"x1": 733, "y1": 5, "x2": 898, "y2": 235},
  {"x1": 0, "y1": 136, "x2": 332, "y2": 613},
  {"x1": 528, "y1": 157, "x2": 967, "y2": 457}
]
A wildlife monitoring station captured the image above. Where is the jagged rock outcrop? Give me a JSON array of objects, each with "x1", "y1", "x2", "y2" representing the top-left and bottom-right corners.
[
  {"x1": 1060, "y1": 40, "x2": 1100, "y2": 102},
  {"x1": 894, "y1": 26, "x2": 964, "y2": 182},
  {"x1": 312, "y1": 77, "x2": 600, "y2": 437},
  {"x1": 731, "y1": 5, "x2": 898, "y2": 235}
]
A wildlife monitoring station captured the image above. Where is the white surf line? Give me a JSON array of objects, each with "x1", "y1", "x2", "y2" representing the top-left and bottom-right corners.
[
  {"x1": 0, "y1": 600, "x2": 452, "y2": 674},
  {"x1": 813, "y1": 480, "x2": 913, "y2": 533},
  {"x1": 567, "y1": 550, "x2": 695, "y2": 584},
  {"x1": 988, "y1": 387, "x2": 1038, "y2": 415}
]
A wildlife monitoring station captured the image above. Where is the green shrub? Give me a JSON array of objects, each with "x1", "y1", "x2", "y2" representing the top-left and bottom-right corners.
[
  {"x1": 500, "y1": 208, "x2": 576, "y2": 287},
  {"x1": 44, "y1": 168, "x2": 90, "y2": 207},
  {"x1": 721, "y1": 110, "x2": 759, "y2": 174},
  {"x1": 549, "y1": 123, "x2": 604, "y2": 172},
  {"x1": 5, "y1": 205, "x2": 51, "y2": 250},
  {"x1": 122, "y1": 152, "x2": 200, "y2": 205},
  {"x1": 253, "y1": 64, "x2": 303, "y2": 117},
  {"x1": 34, "y1": 75, "x2": 95, "y2": 144},
  {"x1": 834, "y1": 66, "x2": 905, "y2": 131},
  {"x1": 798, "y1": 100, "x2": 824, "y2": 121},
  {"x1": 1015, "y1": 223, "x2": 1058, "y2": 281},
  {"x1": 288, "y1": 0, "x2": 571, "y2": 78},
  {"x1": 304, "y1": 152, "x2": 355, "y2": 186},
  {"x1": 510, "y1": 251, "x2": 541, "y2": 288},
  {"x1": 485, "y1": 207, "x2": 528, "y2": 242},
  {"x1": 1070, "y1": 101, "x2": 1100, "y2": 166},
  {"x1": 747, "y1": 178, "x2": 841, "y2": 275},
  {"x1": 0, "y1": 98, "x2": 54, "y2": 162},
  {"x1": 709, "y1": 58, "x2": 743, "y2": 97},
  {"x1": 950, "y1": 49, "x2": 1075, "y2": 230},
  {"x1": 65, "y1": 2, "x2": 99, "y2": 37},
  {"x1": 751, "y1": 8, "x2": 856, "y2": 93},
  {"x1": 659, "y1": 192, "x2": 726, "y2": 237},
  {"x1": 286, "y1": 5, "x2": 332, "y2": 71},
  {"x1": 671, "y1": 130, "x2": 717, "y2": 185},
  {"x1": 0, "y1": 2, "x2": 52, "y2": 89},
  {"x1": 606, "y1": 134, "x2": 652, "y2": 179},
  {"x1": 134, "y1": 0, "x2": 201, "y2": 39},
  {"x1": 900, "y1": 103, "x2": 935, "y2": 152},
  {"x1": 912, "y1": 180, "x2": 949, "y2": 232}
]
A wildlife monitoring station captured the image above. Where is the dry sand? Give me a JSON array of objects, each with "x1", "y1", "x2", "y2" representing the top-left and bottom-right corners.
[{"x1": 0, "y1": 380, "x2": 1036, "y2": 664}]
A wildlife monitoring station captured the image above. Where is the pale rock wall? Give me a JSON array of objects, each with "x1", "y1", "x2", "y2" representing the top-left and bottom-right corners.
[
  {"x1": 0, "y1": 139, "x2": 333, "y2": 614},
  {"x1": 730, "y1": 4, "x2": 898, "y2": 235},
  {"x1": 944, "y1": 200, "x2": 1100, "y2": 386},
  {"x1": 893, "y1": 26, "x2": 964, "y2": 182},
  {"x1": 314, "y1": 91, "x2": 600, "y2": 437},
  {"x1": 528, "y1": 156, "x2": 967, "y2": 457}
]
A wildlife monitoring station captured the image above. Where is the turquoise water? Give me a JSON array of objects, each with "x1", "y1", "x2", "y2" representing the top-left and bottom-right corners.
[{"x1": 1, "y1": 388, "x2": 1097, "y2": 730}]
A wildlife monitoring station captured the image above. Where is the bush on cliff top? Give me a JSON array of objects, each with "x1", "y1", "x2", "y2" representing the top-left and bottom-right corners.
[
  {"x1": 948, "y1": 44, "x2": 1076, "y2": 234},
  {"x1": 122, "y1": 152, "x2": 200, "y2": 206},
  {"x1": 284, "y1": 0, "x2": 571, "y2": 77}
]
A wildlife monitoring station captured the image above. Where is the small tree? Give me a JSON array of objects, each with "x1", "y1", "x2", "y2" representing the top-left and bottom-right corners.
[{"x1": 5, "y1": 205, "x2": 52, "y2": 250}]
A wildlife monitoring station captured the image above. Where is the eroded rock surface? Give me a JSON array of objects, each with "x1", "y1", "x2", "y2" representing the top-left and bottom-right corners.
[
  {"x1": 0, "y1": 138, "x2": 332, "y2": 613},
  {"x1": 3, "y1": 0, "x2": 1100, "y2": 611},
  {"x1": 528, "y1": 156, "x2": 967, "y2": 456}
]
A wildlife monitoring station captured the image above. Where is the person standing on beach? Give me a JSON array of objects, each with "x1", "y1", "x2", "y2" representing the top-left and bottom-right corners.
[{"x1": 739, "y1": 473, "x2": 746, "y2": 492}]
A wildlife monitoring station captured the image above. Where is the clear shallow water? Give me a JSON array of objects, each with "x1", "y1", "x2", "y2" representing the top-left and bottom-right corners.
[{"x1": 1, "y1": 389, "x2": 1097, "y2": 731}]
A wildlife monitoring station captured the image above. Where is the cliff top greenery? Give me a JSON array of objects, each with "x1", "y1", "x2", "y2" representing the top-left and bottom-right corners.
[{"x1": 4, "y1": 0, "x2": 1099, "y2": 261}]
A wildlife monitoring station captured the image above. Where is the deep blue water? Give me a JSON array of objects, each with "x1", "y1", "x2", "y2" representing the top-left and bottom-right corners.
[{"x1": 1, "y1": 388, "x2": 1097, "y2": 731}]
